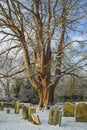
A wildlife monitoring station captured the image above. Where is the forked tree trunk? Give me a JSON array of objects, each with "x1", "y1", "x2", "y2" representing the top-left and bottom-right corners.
[{"x1": 37, "y1": 85, "x2": 56, "y2": 109}]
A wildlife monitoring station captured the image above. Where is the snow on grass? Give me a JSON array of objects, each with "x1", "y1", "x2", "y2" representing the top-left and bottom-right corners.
[{"x1": 0, "y1": 108, "x2": 87, "y2": 130}]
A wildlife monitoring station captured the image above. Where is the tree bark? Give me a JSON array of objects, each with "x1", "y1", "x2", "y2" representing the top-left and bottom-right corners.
[{"x1": 37, "y1": 81, "x2": 58, "y2": 109}]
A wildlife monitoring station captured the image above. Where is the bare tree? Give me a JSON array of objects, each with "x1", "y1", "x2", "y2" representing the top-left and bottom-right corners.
[
  {"x1": 0, "y1": 52, "x2": 25, "y2": 98},
  {"x1": 0, "y1": 58, "x2": 14, "y2": 98},
  {"x1": 0, "y1": 0, "x2": 87, "y2": 108}
]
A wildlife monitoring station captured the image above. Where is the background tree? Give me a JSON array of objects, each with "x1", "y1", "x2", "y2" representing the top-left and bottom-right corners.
[
  {"x1": 0, "y1": 48, "x2": 25, "y2": 97},
  {"x1": 0, "y1": 0, "x2": 87, "y2": 108},
  {"x1": 0, "y1": 55, "x2": 14, "y2": 97},
  {"x1": 54, "y1": 73, "x2": 87, "y2": 102}
]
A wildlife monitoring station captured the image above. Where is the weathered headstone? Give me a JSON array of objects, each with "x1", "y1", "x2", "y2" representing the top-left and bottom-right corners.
[
  {"x1": 22, "y1": 106, "x2": 28, "y2": 119},
  {"x1": 7, "y1": 108, "x2": 10, "y2": 113},
  {"x1": 0, "y1": 102, "x2": 4, "y2": 110},
  {"x1": 48, "y1": 106, "x2": 62, "y2": 126},
  {"x1": 31, "y1": 113, "x2": 41, "y2": 125},
  {"x1": 76, "y1": 103, "x2": 87, "y2": 122},
  {"x1": 28, "y1": 103, "x2": 36, "y2": 121},
  {"x1": 15, "y1": 101, "x2": 20, "y2": 114},
  {"x1": 63, "y1": 102, "x2": 74, "y2": 117},
  {"x1": 12, "y1": 100, "x2": 16, "y2": 108},
  {"x1": 48, "y1": 107, "x2": 54, "y2": 125}
]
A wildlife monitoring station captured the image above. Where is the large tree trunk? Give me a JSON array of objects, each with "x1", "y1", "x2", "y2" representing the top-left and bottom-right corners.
[
  {"x1": 37, "y1": 87, "x2": 50, "y2": 108},
  {"x1": 0, "y1": 0, "x2": 85, "y2": 111},
  {"x1": 37, "y1": 83, "x2": 57, "y2": 109}
]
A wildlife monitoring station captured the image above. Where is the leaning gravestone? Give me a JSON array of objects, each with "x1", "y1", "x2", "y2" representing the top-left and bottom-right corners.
[
  {"x1": 31, "y1": 113, "x2": 41, "y2": 125},
  {"x1": 28, "y1": 104, "x2": 41, "y2": 125},
  {"x1": 63, "y1": 102, "x2": 74, "y2": 117},
  {"x1": 76, "y1": 103, "x2": 87, "y2": 122},
  {"x1": 48, "y1": 106, "x2": 62, "y2": 126}
]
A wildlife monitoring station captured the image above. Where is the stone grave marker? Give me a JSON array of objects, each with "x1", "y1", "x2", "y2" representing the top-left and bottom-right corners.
[
  {"x1": 63, "y1": 102, "x2": 74, "y2": 117},
  {"x1": 76, "y1": 103, "x2": 87, "y2": 122}
]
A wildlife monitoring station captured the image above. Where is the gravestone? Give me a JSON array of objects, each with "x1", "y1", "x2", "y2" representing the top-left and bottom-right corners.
[
  {"x1": 63, "y1": 102, "x2": 74, "y2": 117},
  {"x1": 22, "y1": 105, "x2": 28, "y2": 119},
  {"x1": 12, "y1": 100, "x2": 16, "y2": 108},
  {"x1": 28, "y1": 103, "x2": 36, "y2": 121},
  {"x1": 0, "y1": 102, "x2": 4, "y2": 110},
  {"x1": 31, "y1": 113, "x2": 41, "y2": 125},
  {"x1": 15, "y1": 101, "x2": 20, "y2": 114},
  {"x1": 76, "y1": 103, "x2": 87, "y2": 122},
  {"x1": 48, "y1": 106, "x2": 62, "y2": 126},
  {"x1": 7, "y1": 108, "x2": 10, "y2": 113}
]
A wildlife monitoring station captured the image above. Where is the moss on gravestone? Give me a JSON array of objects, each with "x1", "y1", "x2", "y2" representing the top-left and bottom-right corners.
[
  {"x1": 63, "y1": 102, "x2": 74, "y2": 117},
  {"x1": 76, "y1": 103, "x2": 87, "y2": 122}
]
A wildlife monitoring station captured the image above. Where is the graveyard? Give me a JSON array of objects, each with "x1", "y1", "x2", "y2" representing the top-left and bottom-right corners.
[
  {"x1": 0, "y1": 0, "x2": 87, "y2": 129},
  {"x1": 0, "y1": 101, "x2": 87, "y2": 130}
]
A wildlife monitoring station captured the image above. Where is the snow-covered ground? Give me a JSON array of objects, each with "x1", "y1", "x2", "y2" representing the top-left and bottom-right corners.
[{"x1": 0, "y1": 108, "x2": 87, "y2": 130}]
